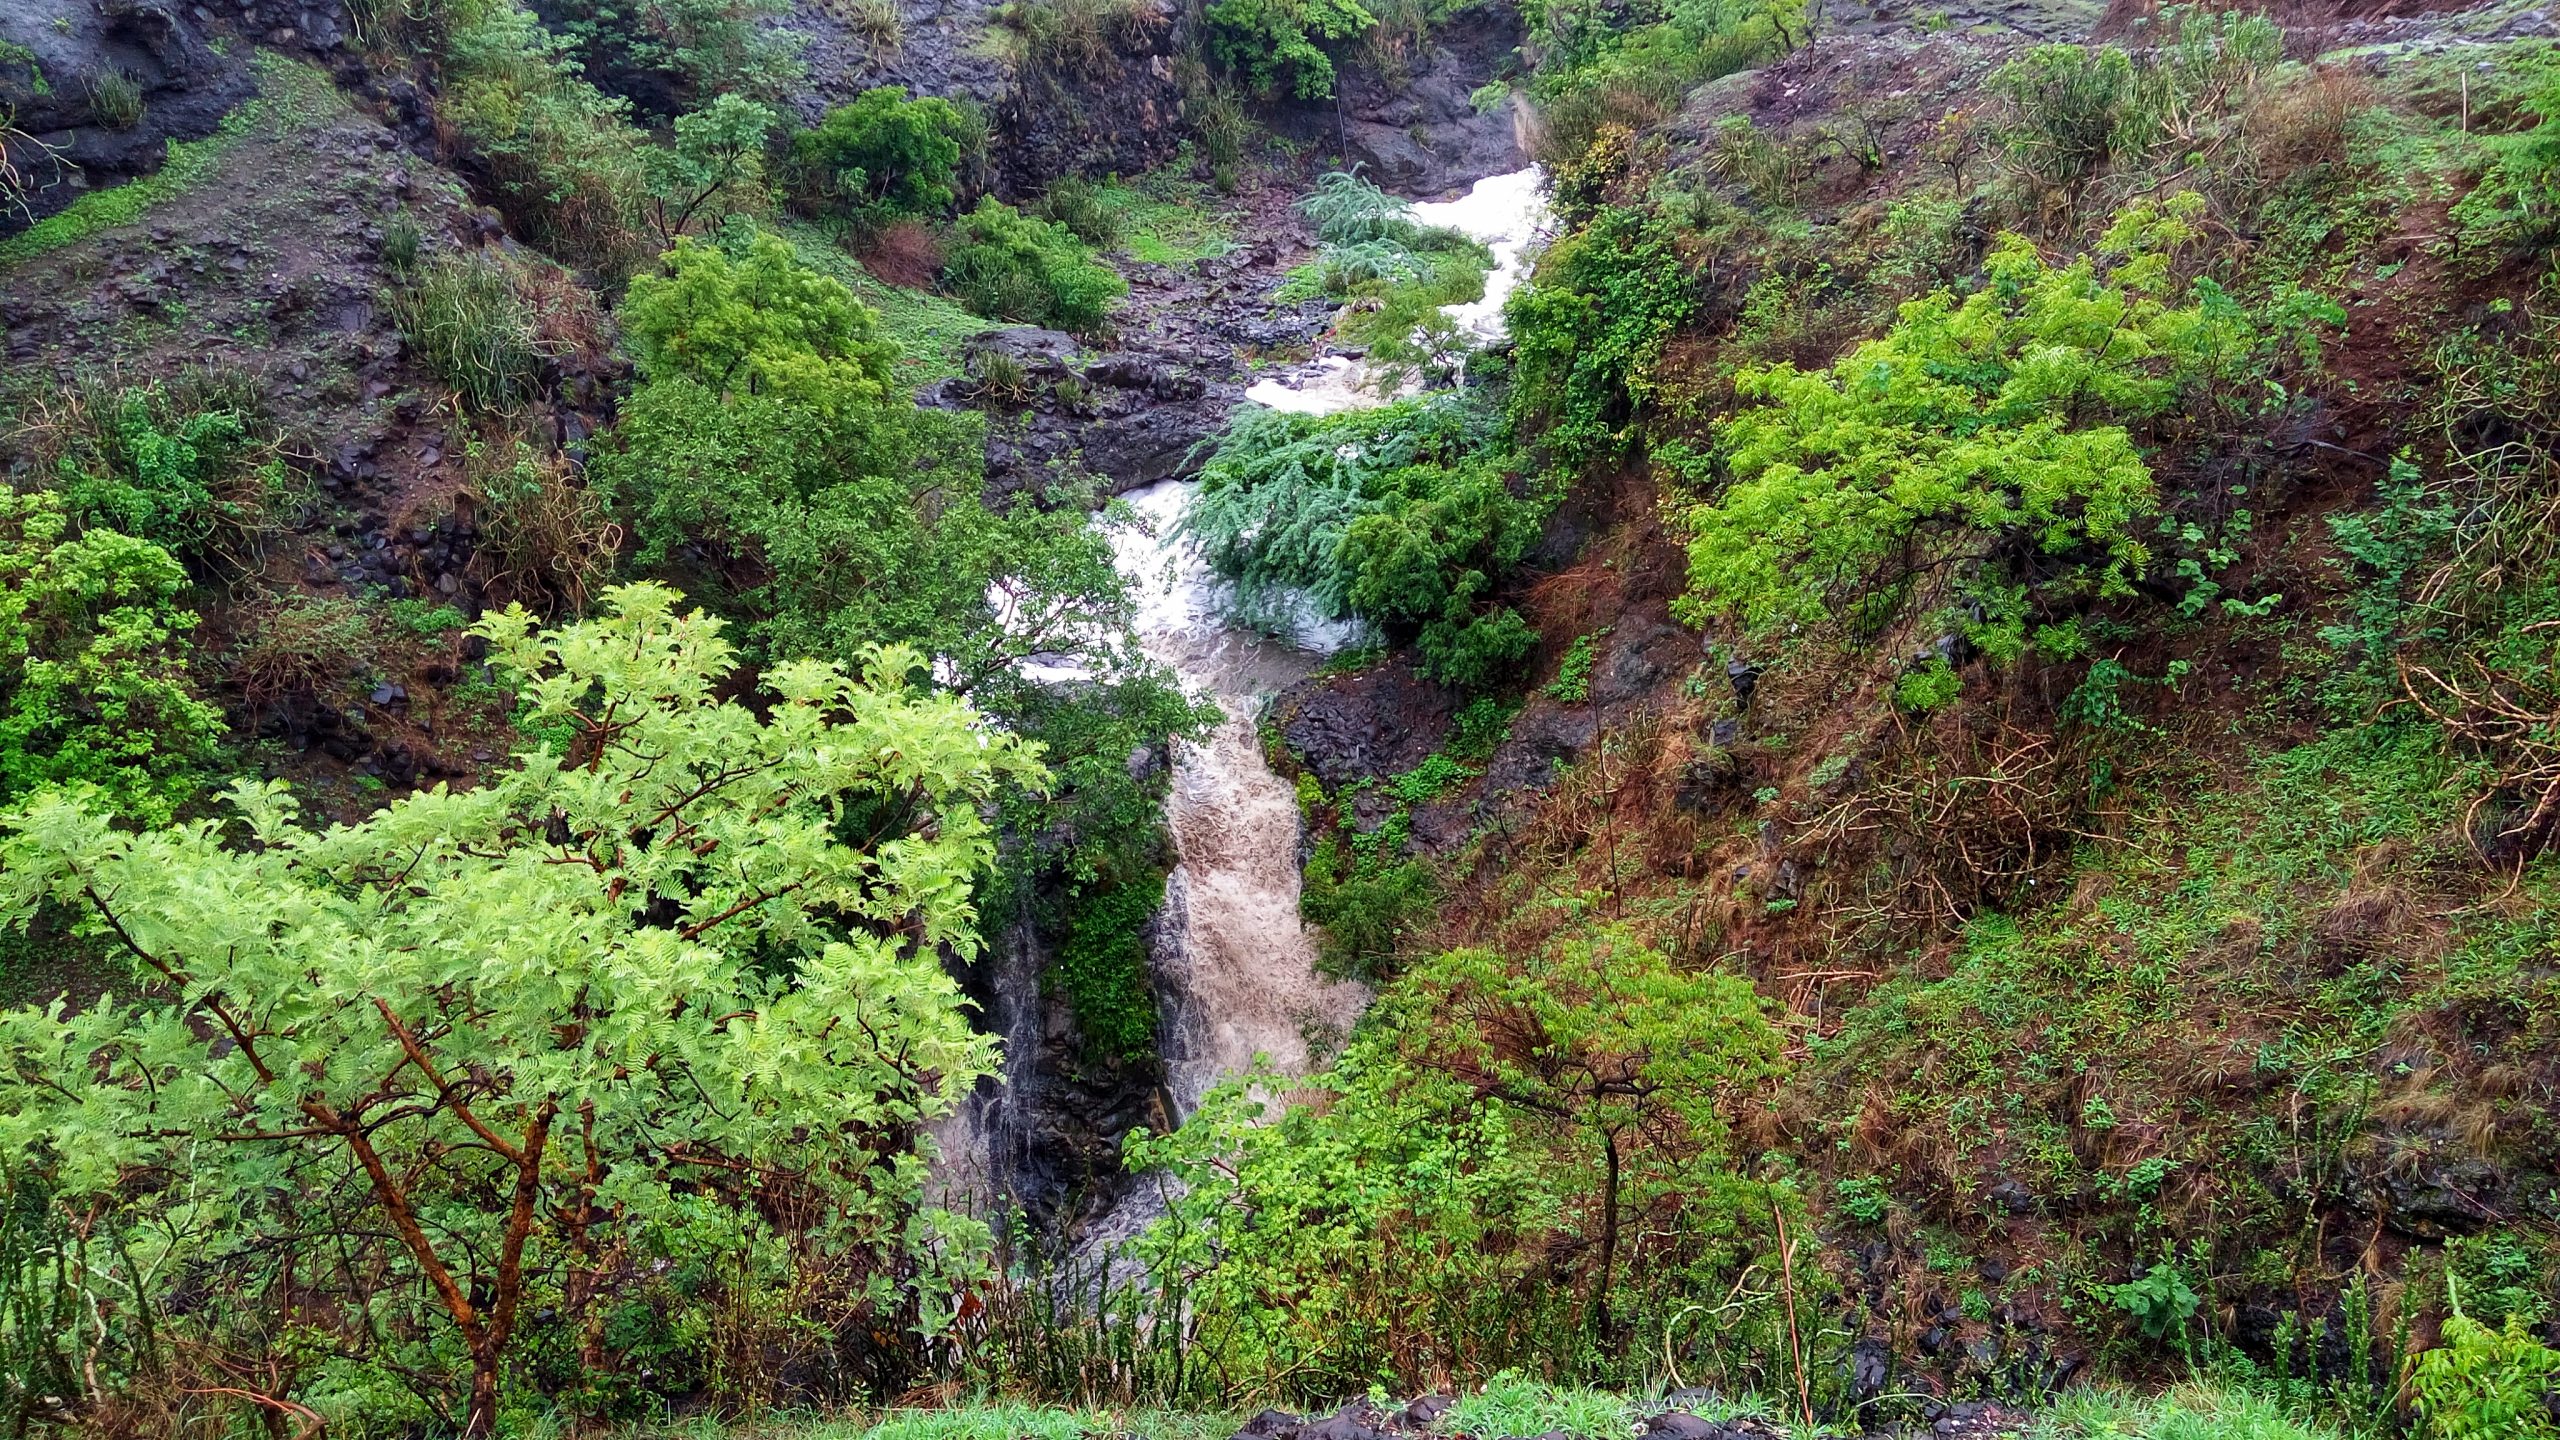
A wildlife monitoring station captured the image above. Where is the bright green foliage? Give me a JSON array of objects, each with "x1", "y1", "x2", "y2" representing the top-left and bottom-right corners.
[
  {"x1": 2040, "y1": 1382, "x2": 2349, "y2": 1440},
  {"x1": 941, "y1": 199, "x2": 1127, "y2": 333},
  {"x1": 0, "y1": 492, "x2": 220, "y2": 826},
  {"x1": 1671, "y1": 199, "x2": 2313, "y2": 661},
  {"x1": 2412, "y1": 1292, "x2": 2560, "y2": 1440},
  {"x1": 1122, "y1": 925, "x2": 1793, "y2": 1395},
  {"x1": 1546, "y1": 631, "x2": 1599, "y2": 702},
  {"x1": 545, "y1": 0, "x2": 806, "y2": 104},
  {"x1": 622, "y1": 226, "x2": 903, "y2": 406},
  {"x1": 1438, "y1": 1375, "x2": 1636, "y2": 1440},
  {"x1": 1506, "y1": 205, "x2": 1695, "y2": 472},
  {"x1": 604, "y1": 225, "x2": 1206, "y2": 962},
  {"x1": 436, "y1": 0, "x2": 650, "y2": 276},
  {"x1": 48, "y1": 387, "x2": 277, "y2": 564},
  {"x1": 603, "y1": 235, "x2": 1130, "y2": 692},
  {"x1": 1204, "y1": 0, "x2": 1377, "y2": 99},
  {"x1": 791, "y1": 87, "x2": 975, "y2": 225},
  {"x1": 2106, "y1": 1258, "x2": 2201, "y2": 1344},
  {"x1": 0, "y1": 585, "x2": 1040, "y2": 1433},
  {"x1": 1053, "y1": 877, "x2": 1163, "y2": 1061},
  {"x1": 642, "y1": 93, "x2": 780, "y2": 242},
  {"x1": 1189, "y1": 392, "x2": 1546, "y2": 687}
]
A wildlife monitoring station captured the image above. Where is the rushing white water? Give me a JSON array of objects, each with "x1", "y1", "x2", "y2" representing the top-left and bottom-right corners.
[
  {"x1": 942, "y1": 168, "x2": 1552, "y2": 1227},
  {"x1": 1243, "y1": 166, "x2": 1554, "y2": 416},
  {"x1": 1138, "y1": 166, "x2": 1552, "y2": 1115},
  {"x1": 1109, "y1": 479, "x2": 1368, "y2": 1118}
]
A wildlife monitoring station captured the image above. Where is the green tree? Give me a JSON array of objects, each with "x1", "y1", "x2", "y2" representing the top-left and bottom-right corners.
[
  {"x1": 0, "y1": 491, "x2": 220, "y2": 825},
  {"x1": 641, "y1": 93, "x2": 780, "y2": 242},
  {"x1": 603, "y1": 226, "x2": 1210, "y2": 979},
  {"x1": 791, "y1": 86, "x2": 975, "y2": 223},
  {"x1": 1203, "y1": 0, "x2": 1377, "y2": 99},
  {"x1": 0, "y1": 585, "x2": 1042, "y2": 1435},
  {"x1": 1122, "y1": 923, "x2": 1789, "y2": 1394},
  {"x1": 1406, "y1": 928, "x2": 1783, "y2": 1341},
  {"x1": 620, "y1": 225, "x2": 903, "y2": 405}
]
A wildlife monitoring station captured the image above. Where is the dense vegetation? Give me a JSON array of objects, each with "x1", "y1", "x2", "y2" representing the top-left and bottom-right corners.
[{"x1": 3, "y1": 0, "x2": 2560, "y2": 1435}]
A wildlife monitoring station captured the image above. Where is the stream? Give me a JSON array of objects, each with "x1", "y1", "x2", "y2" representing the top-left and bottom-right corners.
[
  {"x1": 938, "y1": 166, "x2": 1552, "y2": 1239},
  {"x1": 1136, "y1": 164, "x2": 1552, "y2": 1121}
]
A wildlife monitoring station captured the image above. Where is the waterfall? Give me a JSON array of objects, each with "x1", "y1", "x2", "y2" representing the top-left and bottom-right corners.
[{"x1": 936, "y1": 167, "x2": 1552, "y2": 1235}]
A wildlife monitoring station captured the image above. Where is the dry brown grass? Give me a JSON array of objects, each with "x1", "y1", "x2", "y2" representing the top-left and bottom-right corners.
[{"x1": 863, "y1": 219, "x2": 943, "y2": 290}]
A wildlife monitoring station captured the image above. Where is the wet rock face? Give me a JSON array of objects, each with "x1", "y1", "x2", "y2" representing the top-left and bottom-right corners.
[
  {"x1": 0, "y1": 0, "x2": 271, "y2": 232},
  {"x1": 1277, "y1": 658, "x2": 1458, "y2": 791},
  {"x1": 941, "y1": 901, "x2": 1167, "y2": 1228},
  {"x1": 924, "y1": 229, "x2": 1334, "y2": 505},
  {"x1": 1267, "y1": 3, "x2": 1529, "y2": 198},
  {"x1": 786, "y1": 0, "x2": 1196, "y2": 194}
]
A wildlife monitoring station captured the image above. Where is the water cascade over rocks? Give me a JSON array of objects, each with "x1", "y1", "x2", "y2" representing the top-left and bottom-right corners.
[
  {"x1": 1141, "y1": 165, "x2": 1551, "y2": 1118},
  {"x1": 940, "y1": 167, "x2": 1552, "y2": 1236}
]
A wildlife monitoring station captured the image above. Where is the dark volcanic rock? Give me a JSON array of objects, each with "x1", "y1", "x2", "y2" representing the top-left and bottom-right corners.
[
  {"x1": 1277, "y1": 657, "x2": 1458, "y2": 791},
  {"x1": 1267, "y1": 2, "x2": 1530, "y2": 196},
  {"x1": 0, "y1": 0, "x2": 262, "y2": 233}
]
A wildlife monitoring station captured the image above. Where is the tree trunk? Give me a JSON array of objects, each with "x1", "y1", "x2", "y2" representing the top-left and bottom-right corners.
[{"x1": 1594, "y1": 1129, "x2": 1622, "y2": 1347}]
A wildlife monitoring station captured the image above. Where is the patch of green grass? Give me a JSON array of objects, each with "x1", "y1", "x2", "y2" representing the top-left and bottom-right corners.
[
  {"x1": 2033, "y1": 1381, "x2": 2347, "y2": 1439},
  {"x1": 785, "y1": 1406, "x2": 1240, "y2": 1440},
  {"x1": 1437, "y1": 1374, "x2": 1638, "y2": 1440},
  {"x1": 0, "y1": 52, "x2": 339, "y2": 269},
  {"x1": 1090, "y1": 172, "x2": 1239, "y2": 266},
  {"x1": 781, "y1": 224, "x2": 993, "y2": 385}
]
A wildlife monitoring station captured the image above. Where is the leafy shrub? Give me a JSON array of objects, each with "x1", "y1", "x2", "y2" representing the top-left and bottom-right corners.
[
  {"x1": 940, "y1": 198, "x2": 1126, "y2": 332},
  {"x1": 1035, "y1": 174, "x2": 1120, "y2": 247},
  {"x1": 1204, "y1": 0, "x2": 1378, "y2": 99},
  {"x1": 791, "y1": 86, "x2": 975, "y2": 226},
  {"x1": 1188, "y1": 391, "x2": 1547, "y2": 687},
  {"x1": 1053, "y1": 877, "x2": 1163, "y2": 1061},
  {"x1": 1301, "y1": 839, "x2": 1432, "y2": 977},
  {"x1": 1119, "y1": 926, "x2": 1795, "y2": 1394},
  {"x1": 621, "y1": 224, "x2": 902, "y2": 403},
  {"x1": 41, "y1": 380, "x2": 283, "y2": 568},
  {"x1": 2106, "y1": 1256, "x2": 2201, "y2": 1344},
  {"x1": 389, "y1": 249, "x2": 554, "y2": 412},
  {"x1": 1505, "y1": 204, "x2": 1695, "y2": 472},
  {"x1": 0, "y1": 491, "x2": 220, "y2": 825},
  {"x1": 1546, "y1": 630, "x2": 1600, "y2": 702},
  {"x1": 1667, "y1": 197, "x2": 2336, "y2": 663},
  {"x1": 2412, "y1": 1288, "x2": 2560, "y2": 1440},
  {"x1": 0, "y1": 586, "x2": 1041, "y2": 1434}
]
